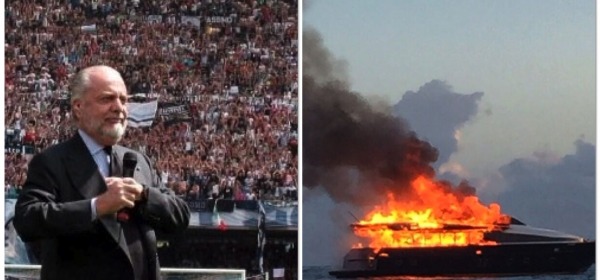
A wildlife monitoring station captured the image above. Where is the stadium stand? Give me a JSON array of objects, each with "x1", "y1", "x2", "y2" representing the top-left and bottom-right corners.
[{"x1": 5, "y1": 0, "x2": 298, "y2": 279}]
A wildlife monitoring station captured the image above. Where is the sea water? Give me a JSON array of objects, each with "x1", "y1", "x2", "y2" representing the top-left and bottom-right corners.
[{"x1": 302, "y1": 265, "x2": 595, "y2": 280}]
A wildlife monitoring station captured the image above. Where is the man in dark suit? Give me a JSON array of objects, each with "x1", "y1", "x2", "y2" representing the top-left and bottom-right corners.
[{"x1": 13, "y1": 65, "x2": 191, "y2": 280}]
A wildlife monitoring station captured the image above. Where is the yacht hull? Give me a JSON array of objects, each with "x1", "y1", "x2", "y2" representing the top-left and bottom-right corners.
[{"x1": 329, "y1": 241, "x2": 595, "y2": 278}]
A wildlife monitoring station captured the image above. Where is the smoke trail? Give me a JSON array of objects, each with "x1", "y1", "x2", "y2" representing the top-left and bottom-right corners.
[
  {"x1": 302, "y1": 26, "x2": 482, "y2": 265},
  {"x1": 303, "y1": 28, "x2": 440, "y2": 204}
]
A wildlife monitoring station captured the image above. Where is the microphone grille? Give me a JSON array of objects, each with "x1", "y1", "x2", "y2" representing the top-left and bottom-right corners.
[{"x1": 123, "y1": 152, "x2": 138, "y2": 168}]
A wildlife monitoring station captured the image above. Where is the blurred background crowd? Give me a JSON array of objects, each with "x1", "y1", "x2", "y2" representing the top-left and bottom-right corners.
[
  {"x1": 5, "y1": 0, "x2": 299, "y2": 204},
  {"x1": 5, "y1": 0, "x2": 298, "y2": 278}
]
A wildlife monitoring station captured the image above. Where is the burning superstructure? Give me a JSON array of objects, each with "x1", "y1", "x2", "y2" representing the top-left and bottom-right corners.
[
  {"x1": 329, "y1": 175, "x2": 595, "y2": 278},
  {"x1": 352, "y1": 176, "x2": 509, "y2": 250}
]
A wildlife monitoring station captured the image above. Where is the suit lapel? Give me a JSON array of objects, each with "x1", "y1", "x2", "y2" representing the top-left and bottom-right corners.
[
  {"x1": 63, "y1": 134, "x2": 106, "y2": 199},
  {"x1": 100, "y1": 216, "x2": 132, "y2": 265},
  {"x1": 62, "y1": 135, "x2": 132, "y2": 265}
]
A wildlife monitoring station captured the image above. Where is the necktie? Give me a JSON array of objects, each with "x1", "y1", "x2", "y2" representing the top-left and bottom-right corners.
[{"x1": 103, "y1": 146, "x2": 112, "y2": 176}]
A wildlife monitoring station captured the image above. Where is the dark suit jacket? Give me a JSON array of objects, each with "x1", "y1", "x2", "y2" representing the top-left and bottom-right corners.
[{"x1": 13, "y1": 133, "x2": 190, "y2": 280}]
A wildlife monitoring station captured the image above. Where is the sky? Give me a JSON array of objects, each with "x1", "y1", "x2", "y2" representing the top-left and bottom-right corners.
[
  {"x1": 303, "y1": 0, "x2": 595, "y2": 176},
  {"x1": 302, "y1": 0, "x2": 595, "y2": 266}
]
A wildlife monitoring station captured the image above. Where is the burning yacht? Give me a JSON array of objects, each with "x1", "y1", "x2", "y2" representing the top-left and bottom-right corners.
[
  {"x1": 330, "y1": 219, "x2": 594, "y2": 278},
  {"x1": 329, "y1": 176, "x2": 595, "y2": 278}
]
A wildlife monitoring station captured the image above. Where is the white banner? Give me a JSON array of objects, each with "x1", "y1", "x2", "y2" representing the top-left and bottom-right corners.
[
  {"x1": 181, "y1": 16, "x2": 201, "y2": 28},
  {"x1": 127, "y1": 101, "x2": 158, "y2": 127},
  {"x1": 147, "y1": 15, "x2": 162, "y2": 24},
  {"x1": 80, "y1": 24, "x2": 97, "y2": 32}
]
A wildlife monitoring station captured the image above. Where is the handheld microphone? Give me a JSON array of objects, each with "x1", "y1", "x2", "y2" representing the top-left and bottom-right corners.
[{"x1": 117, "y1": 152, "x2": 138, "y2": 222}]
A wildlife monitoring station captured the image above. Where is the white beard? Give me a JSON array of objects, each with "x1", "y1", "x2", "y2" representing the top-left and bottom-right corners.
[{"x1": 102, "y1": 122, "x2": 126, "y2": 140}]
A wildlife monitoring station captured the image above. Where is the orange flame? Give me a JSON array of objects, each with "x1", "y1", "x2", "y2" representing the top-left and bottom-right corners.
[{"x1": 354, "y1": 176, "x2": 508, "y2": 250}]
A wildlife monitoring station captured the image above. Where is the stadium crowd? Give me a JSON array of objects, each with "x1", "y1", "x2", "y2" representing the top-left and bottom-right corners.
[
  {"x1": 5, "y1": 0, "x2": 299, "y2": 204},
  {"x1": 5, "y1": 0, "x2": 298, "y2": 278}
]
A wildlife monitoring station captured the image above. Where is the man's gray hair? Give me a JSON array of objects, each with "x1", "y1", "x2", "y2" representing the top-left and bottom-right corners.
[
  {"x1": 70, "y1": 65, "x2": 122, "y2": 102},
  {"x1": 70, "y1": 68, "x2": 91, "y2": 102}
]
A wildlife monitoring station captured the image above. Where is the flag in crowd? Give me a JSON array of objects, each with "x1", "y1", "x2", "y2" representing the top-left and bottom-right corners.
[
  {"x1": 212, "y1": 199, "x2": 228, "y2": 231},
  {"x1": 157, "y1": 102, "x2": 192, "y2": 125},
  {"x1": 126, "y1": 100, "x2": 158, "y2": 128},
  {"x1": 257, "y1": 201, "x2": 267, "y2": 275},
  {"x1": 126, "y1": 101, "x2": 194, "y2": 127}
]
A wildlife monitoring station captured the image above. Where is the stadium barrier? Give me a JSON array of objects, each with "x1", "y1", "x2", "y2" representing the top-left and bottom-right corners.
[{"x1": 5, "y1": 265, "x2": 247, "y2": 280}]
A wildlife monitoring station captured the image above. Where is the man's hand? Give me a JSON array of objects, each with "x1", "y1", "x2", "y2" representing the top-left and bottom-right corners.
[{"x1": 95, "y1": 177, "x2": 144, "y2": 217}]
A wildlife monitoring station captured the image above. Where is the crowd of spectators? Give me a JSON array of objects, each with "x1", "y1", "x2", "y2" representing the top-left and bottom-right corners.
[{"x1": 5, "y1": 0, "x2": 299, "y2": 203}]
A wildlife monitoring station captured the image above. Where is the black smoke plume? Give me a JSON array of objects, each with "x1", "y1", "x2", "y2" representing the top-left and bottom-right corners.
[
  {"x1": 302, "y1": 27, "x2": 482, "y2": 266},
  {"x1": 303, "y1": 28, "x2": 441, "y2": 204}
]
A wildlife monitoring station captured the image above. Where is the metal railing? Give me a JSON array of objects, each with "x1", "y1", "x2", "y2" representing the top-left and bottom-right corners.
[{"x1": 5, "y1": 265, "x2": 247, "y2": 280}]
